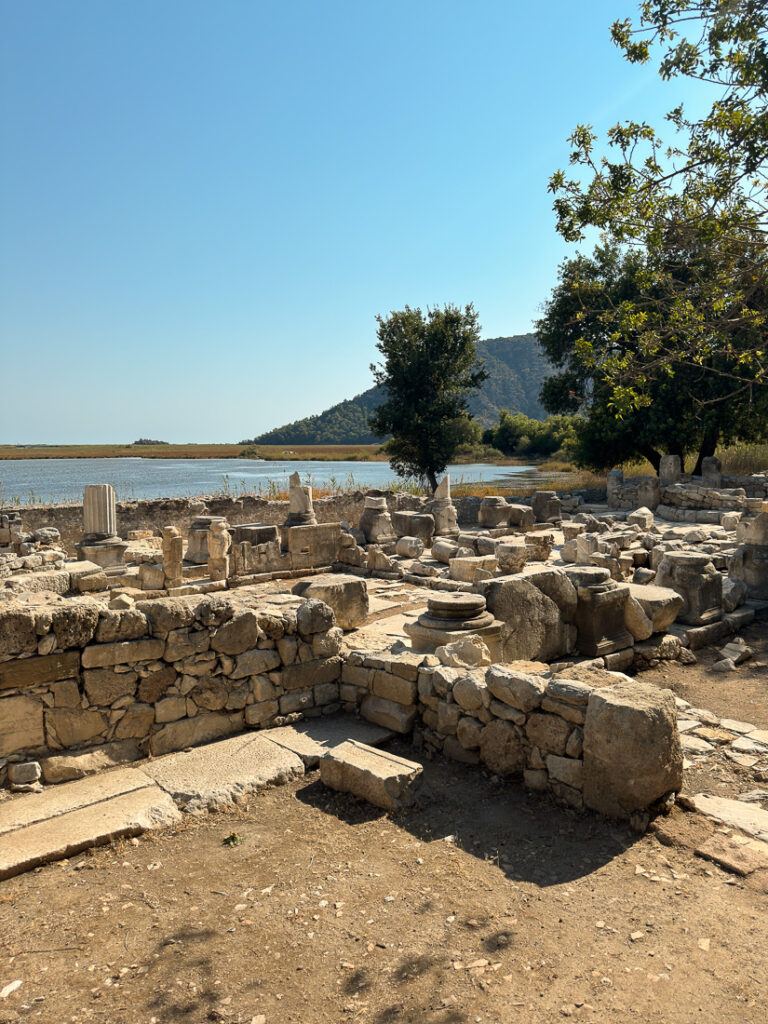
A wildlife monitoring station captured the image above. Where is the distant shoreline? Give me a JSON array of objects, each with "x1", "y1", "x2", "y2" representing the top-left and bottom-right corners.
[{"x1": 0, "y1": 443, "x2": 530, "y2": 466}]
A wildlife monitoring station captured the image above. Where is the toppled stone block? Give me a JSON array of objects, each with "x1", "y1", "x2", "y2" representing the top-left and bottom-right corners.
[
  {"x1": 319, "y1": 740, "x2": 423, "y2": 811},
  {"x1": 436, "y1": 635, "x2": 491, "y2": 668},
  {"x1": 361, "y1": 695, "x2": 417, "y2": 734},
  {"x1": 293, "y1": 574, "x2": 368, "y2": 630}
]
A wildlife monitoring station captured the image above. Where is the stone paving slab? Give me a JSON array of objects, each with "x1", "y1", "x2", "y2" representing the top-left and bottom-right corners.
[
  {"x1": 142, "y1": 732, "x2": 305, "y2": 812},
  {"x1": 0, "y1": 768, "x2": 157, "y2": 837},
  {"x1": 263, "y1": 716, "x2": 394, "y2": 768},
  {"x1": 319, "y1": 739, "x2": 423, "y2": 811},
  {"x1": 0, "y1": 782, "x2": 180, "y2": 880},
  {"x1": 688, "y1": 793, "x2": 768, "y2": 841}
]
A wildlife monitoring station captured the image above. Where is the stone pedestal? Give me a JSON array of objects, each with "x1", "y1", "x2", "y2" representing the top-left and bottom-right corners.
[
  {"x1": 391, "y1": 510, "x2": 435, "y2": 546},
  {"x1": 496, "y1": 537, "x2": 527, "y2": 574},
  {"x1": 207, "y1": 520, "x2": 231, "y2": 581},
  {"x1": 161, "y1": 525, "x2": 184, "y2": 589},
  {"x1": 655, "y1": 551, "x2": 722, "y2": 625},
  {"x1": 478, "y1": 497, "x2": 510, "y2": 528},
  {"x1": 282, "y1": 473, "x2": 317, "y2": 545},
  {"x1": 574, "y1": 580, "x2": 633, "y2": 657},
  {"x1": 359, "y1": 496, "x2": 397, "y2": 549},
  {"x1": 531, "y1": 490, "x2": 561, "y2": 524},
  {"x1": 659, "y1": 455, "x2": 682, "y2": 487},
  {"x1": 729, "y1": 502, "x2": 768, "y2": 599},
  {"x1": 76, "y1": 484, "x2": 128, "y2": 567},
  {"x1": 428, "y1": 475, "x2": 459, "y2": 538},
  {"x1": 404, "y1": 593, "x2": 502, "y2": 659},
  {"x1": 186, "y1": 516, "x2": 228, "y2": 564}
]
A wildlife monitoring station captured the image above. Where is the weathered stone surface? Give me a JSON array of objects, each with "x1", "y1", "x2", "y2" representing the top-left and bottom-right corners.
[
  {"x1": 0, "y1": 651, "x2": 80, "y2": 691},
  {"x1": 451, "y1": 672, "x2": 490, "y2": 712},
  {"x1": 436, "y1": 634, "x2": 492, "y2": 668},
  {"x1": 113, "y1": 703, "x2": 155, "y2": 739},
  {"x1": 230, "y1": 648, "x2": 282, "y2": 679},
  {"x1": 81, "y1": 638, "x2": 164, "y2": 669},
  {"x1": 163, "y1": 627, "x2": 210, "y2": 662},
  {"x1": 479, "y1": 719, "x2": 524, "y2": 776},
  {"x1": 245, "y1": 700, "x2": 279, "y2": 726},
  {"x1": 486, "y1": 666, "x2": 546, "y2": 712},
  {"x1": 545, "y1": 678, "x2": 591, "y2": 705},
  {"x1": 293, "y1": 575, "x2": 369, "y2": 630},
  {"x1": 297, "y1": 599, "x2": 335, "y2": 637},
  {"x1": 149, "y1": 711, "x2": 245, "y2": 756},
  {"x1": 583, "y1": 681, "x2": 682, "y2": 819},
  {"x1": 479, "y1": 578, "x2": 576, "y2": 661},
  {"x1": 210, "y1": 610, "x2": 262, "y2": 655},
  {"x1": 319, "y1": 740, "x2": 422, "y2": 810},
  {"x1": 395, "y1": 536, "x2": 425, "y2": 559},
  {"x1": 361, "y1": 695, "x2": 416, "y2": 734},
  {"x1": 47, "y1": 708, "x2": 108, "y2": 748},
  {"x1": 94, "y1": 608, "x2": 148, "y2": 644},
  {"x1": 525, "y1": 712, "x2": 571, "y2": 755},
  {"x1": 0, "y1": 608, "x2": 38, "y2": 656},
  {"x1": 372, "y1": 670, "x2": 416, "y2": 706},
  {"x1": 50, "y1": 601, "x2": 99, "y2": 649},
  {"x1": 627, "y1": 583, "x2": 684, "y2": 632},
  {"x1": 39, "y1": 739, "x2": 142, "y2": 782},
  {"x1": 136, "y1": 598, "x2": 196, "y2": 635},
  {"x1": 190, "y1": 677, "x2": 229, "y2": 711},
  {"x1": 546, "y1": 754, "x2": 583, "y2": 789},
  {"x1": 136, "y1": 666, "x2": 176, "y2": 704},
  {"x1": 456, "y1": 715, "x2": 483, "y2": 749},
  {"x1": 83, "y1": 668, "x2": 138, "y2": 706},
  {"x1": 624, "y1": 595, "x2": 654, "y2": 641},
  {"x1": 0, "y1": 696, "x2": 44, "y2": 757},
  {"x1": 281, "y1": 657, "x2": 341, "y2": 692}
]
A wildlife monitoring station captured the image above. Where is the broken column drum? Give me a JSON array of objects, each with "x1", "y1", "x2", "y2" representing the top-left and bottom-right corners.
[
  {"x1": 207, "y1": 520, "x2": 231, "y2": 581},
  {"x1": 76, "y1": 484, "x2": 128, "y2": 567},
  {"x1": 283, "y1": 472, "x2": 318, "y2": 534},
  {"x1": 655, "y1": 551, "x2": 722, "y2": 625},
  {"x1": 161, "y1": 525, "x2": 184, "y2": 589},
  {"x1": 404, "y1": 592, "x2": 502, "y2": 659},
  {"x1": 574, "y1": 577, "x2": 633, "y2": 658},
  {"x1": 359, "y1": 496, "x2": 397, "y2": 548},
  {"x1": 478, "y1": 496, "x2": 511, "y2": 528},
  {"x1": 428, "y1": 475, "x2": 459, "y2": 538},
  {"x1": 531, "y1": 490, "x2": 562, "y2": 523}
]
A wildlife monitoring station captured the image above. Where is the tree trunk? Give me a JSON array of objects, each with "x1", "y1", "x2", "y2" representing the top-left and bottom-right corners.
[
  {"x1": 692, "y1": 427, "x2": 719, "y2": 477},
  {"x1": 636, "y1": 446, "x2": 661, "y2": 473},
  {"x1": 427, "y1": 469, "x2": 438, "y2": 494}
]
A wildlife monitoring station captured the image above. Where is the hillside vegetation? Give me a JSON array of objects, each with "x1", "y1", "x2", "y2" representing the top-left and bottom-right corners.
[{"x1": 246, "y1": 334, "x2": 550, "y2": 446}]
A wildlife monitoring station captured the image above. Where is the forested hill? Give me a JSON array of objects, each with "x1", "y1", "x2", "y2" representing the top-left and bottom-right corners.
[{"x1": 248, "y1": 334, "x2": 550, "y2": 446}]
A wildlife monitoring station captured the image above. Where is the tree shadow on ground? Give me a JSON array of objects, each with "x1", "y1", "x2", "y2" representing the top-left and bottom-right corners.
[{"x1": 296, "y1": 751, "x2": 641, "y2": 888}]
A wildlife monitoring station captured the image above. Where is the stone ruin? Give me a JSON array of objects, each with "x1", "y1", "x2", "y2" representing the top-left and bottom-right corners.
[{"x1": 1, "y1": 461, "x2": 767, "y2": 847}]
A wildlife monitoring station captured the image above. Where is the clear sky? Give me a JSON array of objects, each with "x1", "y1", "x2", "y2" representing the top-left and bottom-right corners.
[{"x1": 0, "y1": 0, "x2": 707, "y2": 443}]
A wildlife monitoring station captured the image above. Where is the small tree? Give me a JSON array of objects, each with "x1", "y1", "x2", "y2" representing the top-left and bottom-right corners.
[{"x1": 369, "y1": 304, "x2": 488, "y2": 491}]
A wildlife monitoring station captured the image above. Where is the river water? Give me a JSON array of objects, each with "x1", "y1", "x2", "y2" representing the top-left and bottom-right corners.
[{"x1": 0, "y1": 458, "x2": 542, "y2": 505}]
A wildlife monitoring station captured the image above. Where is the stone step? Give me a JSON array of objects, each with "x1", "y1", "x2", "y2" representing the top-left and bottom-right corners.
[
  {"x1": 0, "y1": 769, "x2": 180, "y2": 880},
  {"x1": 264, "y1": 716, "x2": 394, "y2": 768},
  {"x1": 319, "y1": 740, "x2": 423, "y2": 811},
  {"x1": 141, "y1": 732, "x2": 304, "y2": 812}
]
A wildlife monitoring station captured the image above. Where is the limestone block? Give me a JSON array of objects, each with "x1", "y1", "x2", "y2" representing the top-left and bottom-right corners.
[
  {"x1": 437, "y1": 700, "x2": 461, "y2": 735},
  {"x1": 297, "y1": 599, "x2": 335, "y2": 637},
  {"x1": 47, "y1": 709, "x2": 108, "y2": 748},
  {"x1": 627, "y1": 507, "x2": 654, "y2": 530},
  {"x1": 292, "y1": 574, "x2": 368, "y2": 630},
  {"x1": 95, "y1": 608, "x2": 149, "y2": 644},
  {"x1": 0, "y1": 607, "x2": 39, "y2": 657},
  {"x1": 478, "y1": 577, "x2": 577, "y2": 662},
  {"x1": 456, "y1": 716, "x2": 483, "y2": 749},
  {"x1": 531, "y1": 491, "x2": 561, "y2": 523},
  {"x1": 583, "y1": 680, "x2": 682, "y2": 818},
  {"x1": 624, "y1": 596, "x2": 654, "y2": 641},
  {"x1": 139, "y1": 563, "x2": 165, "y2": 590},
  {"x1": 659, "y1": 455, "x2": 682, "y2": 487},
  {"x1": 449, "y1": 555, "x2": 497, "y2": 583},
  {"x1": 496, "y1": 538, "x2": 527, "y2": 574},
  {"x1": 431, "y1": 537, "x2": 459, "y2": 564},
  {"x1": 245, "y1": 700, "x2": 279, "y2": 726},
  {"x1": 507, "y1": 504, "x2": 535, "y2": 530},
  {"x1": 361, "y1": 695, "x2": 417, "y2": 734},
  {"x1": 112, "y1": 704, "x2": 155, "y2": 739},
  {"x1": 626, "y1": 582, "x2": 684, "y2": 632},
  {"x1": 546, "y1": 754, "x2": 583, "y2": 789},
  {"x1": 230, "y1": 648, "x2": 282, "y2": 679},
  {"x1": 391, "y1": 511, "x2": 435, "y2": 545},
  {"x1": 83, "y1": 668, "x2": 138, "y2": 706},
  {"x1": 81, "y1": 638, "x2": 164, "y2": 669},
  {"x1": 279, "y1": 689, "x2": 313, "y2": 714},
  {"x1": 435, "y1": 634, "x2": 491, "y2": 668},
  {"x1": 0, "y1": 695, "x2": 44, "y2": 757},
  {"x1": 478, "y1": 497, "x2": 511, "y2": 528},
  {"x1": 486, "y1": 665, "x2": 546, "y2": 712},
  {"x1": 479, "y1": 719, "x2": 524, "y2": 776},
  {"x1": 0, "y1": 651, "x2": 80, "y2": 691},
  {"x1": 525, "y1": 712, "x2": 571, "y2": 755},
  {"x1": 281, "y1": 657, "x2": 341, "y2": 692},
  {"x1": 319, "y1": 740, "x2": 423, "y2": 811},
  {"x1": 451, "y1": 672, "x2": 490, "y2": 712},
  {"x1": 722, "y1": 576, "x2": 748, "y2": 612},
  {"x1": 149, "y1": 711, "x2": 244, "y2": 756},
  {"x1": 372, "y1": 670, "x2": 416, "y2": 706}
]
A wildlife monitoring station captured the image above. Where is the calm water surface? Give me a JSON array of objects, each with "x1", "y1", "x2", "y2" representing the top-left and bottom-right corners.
[{"x1": 0, "y1": 458, "x2": 540, "y2": 505}]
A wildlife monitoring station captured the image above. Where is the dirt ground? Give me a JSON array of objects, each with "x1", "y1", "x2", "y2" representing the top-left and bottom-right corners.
[{"x1": 1, "y1": 625, "x2": 767, "y2": 1024}]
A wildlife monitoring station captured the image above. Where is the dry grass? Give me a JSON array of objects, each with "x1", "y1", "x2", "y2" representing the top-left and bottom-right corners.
[{"x1": 0, "y1": 443, "x2": 388, "y2": 462}]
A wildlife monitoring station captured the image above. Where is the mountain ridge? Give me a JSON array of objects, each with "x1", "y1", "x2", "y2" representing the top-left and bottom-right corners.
[{"x1": 246, "y1": 334, "x2": 550, "y2": 446}]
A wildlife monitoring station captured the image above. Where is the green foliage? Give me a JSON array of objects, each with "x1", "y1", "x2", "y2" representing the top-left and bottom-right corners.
[
  {"x1": 536, "y1": 240, "x2": 768, "y2": 471},
  {"x1": 549, "y1": 0, "x2": 768, "y2": 411},
  {"x1": 485, "y1": 411, "x2": 581, "y2": 460},
  {"x1": 369, "y1": 304, "x2": 488, "y2": 490},
  {"x1": 239, "y1": 445, "x2": 261, "y2": 458},
  {"x1": 132, "y1": 438, "x2": 169, "y2": 445}
]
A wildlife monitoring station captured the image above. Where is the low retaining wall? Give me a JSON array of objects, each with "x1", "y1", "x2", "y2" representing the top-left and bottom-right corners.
[{"x1": 0, "y1": 591, "x2": 682, "y2": 821}]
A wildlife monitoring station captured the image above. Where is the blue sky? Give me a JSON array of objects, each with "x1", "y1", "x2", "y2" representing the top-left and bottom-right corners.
[{"x1": 0, "y1": 1, "x2": 707, "y2": 443}]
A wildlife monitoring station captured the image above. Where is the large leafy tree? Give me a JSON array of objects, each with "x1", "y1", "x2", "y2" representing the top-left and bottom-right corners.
[
  {"x1": 369, "y1": 304, "x2": 488, "y2": 491},
  {"x1": 548, "y1": 0, "x2": 768, "y2": 416},
  {"x1": 537, "y1": 239, "x2": 768, "y2": 471}
]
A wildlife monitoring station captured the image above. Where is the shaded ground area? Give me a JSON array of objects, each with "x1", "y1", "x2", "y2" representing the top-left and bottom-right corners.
[{"x1": 1, "y1": 749, "x2": 766, "y2": 1024}]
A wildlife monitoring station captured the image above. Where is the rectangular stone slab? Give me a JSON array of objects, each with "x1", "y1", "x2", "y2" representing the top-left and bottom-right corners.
[
  {"x1": 142, "y1": 732, "x2": 304, "y2": 812},
  {"x1": 689, "y1": 793, "x2": 768, "y2": 841},
  {"x1": 264, "y1": 716, "x2": 394, "y2": 768},
  {"x1": 0, "y1": 651, "x2": 80, "y2": 690},
  {"x1": 319, "y1": 739, "x2": 423, "y2": 811}
]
